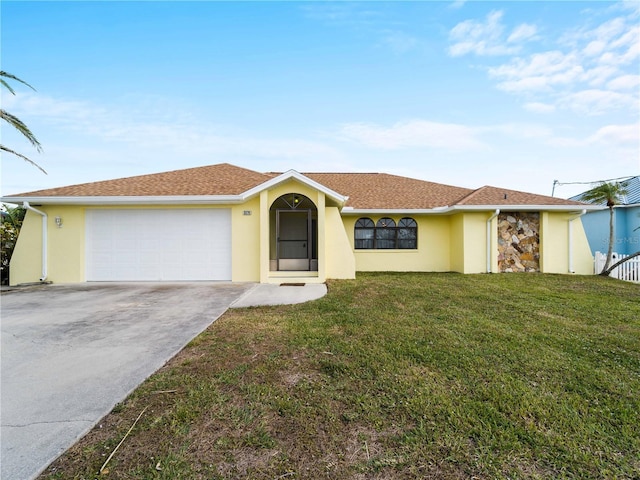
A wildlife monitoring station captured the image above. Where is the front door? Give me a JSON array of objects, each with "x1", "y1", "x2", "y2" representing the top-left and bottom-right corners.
[{"x1": 276, "y1": 209, "x2": 312, "y2": 271}]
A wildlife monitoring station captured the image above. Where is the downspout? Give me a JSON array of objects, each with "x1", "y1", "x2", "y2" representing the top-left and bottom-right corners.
[
  {"x1": 22, "y1": 201, "x2": 48, "y2": 281},
  {"x1": 487, "y1": 209, "x2": 500, "y2": 273},
  {"x1": 568, "y1": 209, "x2": 587, "y2": 274}
]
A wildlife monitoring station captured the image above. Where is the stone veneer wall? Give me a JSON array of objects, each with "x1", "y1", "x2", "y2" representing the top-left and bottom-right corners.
[{"x1": 498, "y1": 212, "x2": 540, "y2": 272}]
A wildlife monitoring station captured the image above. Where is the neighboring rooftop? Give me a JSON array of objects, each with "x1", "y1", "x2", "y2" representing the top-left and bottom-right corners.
[
  {"x1": 4, "y1": 163, "x2": 590, "y2": 210},
  {"x1": 569, "y1": 176, "x2": 640, "y2": 206}
]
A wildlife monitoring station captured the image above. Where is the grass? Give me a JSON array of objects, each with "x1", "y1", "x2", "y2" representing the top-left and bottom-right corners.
[{"x1": 40, "y1": 273, "x2": 640, "y2": 479}]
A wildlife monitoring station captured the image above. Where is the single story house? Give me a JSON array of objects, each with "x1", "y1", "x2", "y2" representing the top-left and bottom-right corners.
[
  {"x1": 2, "y1": 163, "x2": 600, "y2": 286},
  {"x1": 570, "y1": 176, "x2": 640, "y2": 256}
]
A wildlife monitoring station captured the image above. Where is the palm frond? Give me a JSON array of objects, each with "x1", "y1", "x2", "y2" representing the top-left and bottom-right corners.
[
  {"x1": 0, "y1": 145, "x2": 47, "y2": 174},
  {"x1": 0, "y1": 71, "x2": 45, "y2": 173},
  {"x1": 0, "y1": 71, "x2": 37, "y2": 92},
  {"x1": 1, "y1": 79, "x2": 16, "y2": 95},
  {"x1": 579, "y1": 181, "x2": 628, "y2": 207},
  {"x1": 0, "y1": 109, "x2": 43, "y2": 152}
]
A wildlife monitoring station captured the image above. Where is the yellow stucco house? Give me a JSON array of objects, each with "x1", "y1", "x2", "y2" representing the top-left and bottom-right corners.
[{"x1": 2, "y1": 163, "x2": 599, "y2": 286}]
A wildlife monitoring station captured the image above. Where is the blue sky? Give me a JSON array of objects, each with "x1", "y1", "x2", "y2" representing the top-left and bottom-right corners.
[{"x1": 1, "y1": 0, "x2": 638, "y2": 198}]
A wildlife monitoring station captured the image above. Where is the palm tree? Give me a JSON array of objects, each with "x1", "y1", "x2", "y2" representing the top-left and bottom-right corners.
[
  {"x1": 1, "y1": 71, "x2": 46, "y2": 173},
  {"x1": 580, "y1": 181, "x2": 629, "y2": 274}
]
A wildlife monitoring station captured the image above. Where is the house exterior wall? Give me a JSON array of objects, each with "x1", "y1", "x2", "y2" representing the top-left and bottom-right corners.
[
  {"x1": 498, "y1": 212, "x2": 540, "y2": 272},
  {"x1": 449, "y1": 214, "x2": 464, "y2": 273},
  {"x1": 9, "y1": 196, "x2": 595, "y2": 285},
  {"x1": 581, "y1": 207, "x2": 640, "y2": 256},
  {"x1": 539, "y1": 212, "x2": 592, "y2": 274},
  {"x1": 342, "y1": 215, "x2": 452, "y2": 273},
  {"x1": 48, "y1": 206, "x2": 85, "y2": 283},
  {"x1": 460, "y1": 212, "x2": 490, "y2": 274},
  {"x1": 325, "y1": 207, "x2": 356, "y2": 279},
  {"x1": 10, "y1": 204, "x2": 263, "y2": 285},
  {"x1": 260, "y1": 179, "x2": 335, "y2": 283},
  {"x1": 10, "y1": 209, "x2": 44, "y2": 285},
  {"x1": 231, "y1": 197, "x2": 261, "y2": 282},
  {"x1": 11, "y1": 206, "x2": 86, "y2": 285}
]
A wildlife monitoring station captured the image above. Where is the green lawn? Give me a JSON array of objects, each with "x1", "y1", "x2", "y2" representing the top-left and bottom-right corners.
[{"x1": 41, "y1": 273, "x2": 640, "y2": 479}]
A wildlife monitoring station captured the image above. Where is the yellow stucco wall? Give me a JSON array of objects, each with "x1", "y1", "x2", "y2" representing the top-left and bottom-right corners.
[
  {"x1": 540, "y1": 212, "x2": 593, "y2": 274},
  {"x1": 260, "y1": 179, "x2": 338, "y2": 283},
  {"x1": 461, "y1": 212, "x2": 492, "y2": 274},
  {"x1": 47, "y1": 206, "x2": 85, "y2": 283},
  {"x1": 10, "y1": 210, "x2": 44, "y2": 285},
  {"x1": 342, "y1": 215, "x2": 452, "y2": 272},
  {"x1": 325, "y1": 207, "x2": 356, "y2": 279},
  {"x1": 231, "y1": 198, "x2": 261, "y2": 282},
  {"x1": 9, "y1": 194, "x2": 594, "y2": 286},
  {"x1": 449, "y1": 214, "x2": 465, "y2": 273},
  {"x1": 10, "y1": 206, "x2": 86, "y2": 285}
]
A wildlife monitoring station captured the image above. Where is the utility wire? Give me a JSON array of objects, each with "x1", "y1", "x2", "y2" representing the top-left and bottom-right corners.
[{"x1": 551, "y1": 174, "x2": 636, "y2": 196}]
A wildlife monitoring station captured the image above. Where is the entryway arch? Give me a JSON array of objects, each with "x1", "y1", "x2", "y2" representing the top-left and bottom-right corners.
[{"x1": 270, "y1": 193, "x2": 318, "y2": 271}]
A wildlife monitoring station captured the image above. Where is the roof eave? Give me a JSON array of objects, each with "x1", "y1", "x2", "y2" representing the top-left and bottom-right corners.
[
  {"x1": 449, "y1": 204, "x2": 605, "y2": 212},
  {"x1": 341, "y1": 204, "x2": 605, "y2": 214},
  {"x1": 0, "y1": 195, "x2": 245, "y2": 206}
]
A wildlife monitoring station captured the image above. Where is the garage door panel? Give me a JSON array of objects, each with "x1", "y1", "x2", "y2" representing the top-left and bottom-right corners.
[{"x1": 86, "y1": 209, "x2": 231, "y2": 281}]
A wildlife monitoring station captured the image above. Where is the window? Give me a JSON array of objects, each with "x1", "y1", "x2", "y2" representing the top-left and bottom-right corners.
[
  {"x1": 354, "y1": 217, "x2": 374, "y2": 249},
  {"x1": 398, "y1": 217, "x2": 417, "y2": 249},
  {"x1": 376, "y1": 217, "x2": 396, "y2": 249},
  {"x1": 354, "y1": 217, "x2": 417, "y2": 249}
]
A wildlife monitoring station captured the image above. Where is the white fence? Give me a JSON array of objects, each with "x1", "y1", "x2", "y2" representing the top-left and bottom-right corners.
[{"x1": 595, "y1": 251, "x2": 640, "y2": 283}]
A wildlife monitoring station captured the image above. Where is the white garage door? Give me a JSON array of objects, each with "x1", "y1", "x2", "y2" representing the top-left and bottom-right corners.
[{"x1": 86, "y1": 209, "x2": 232, "y2": 281}]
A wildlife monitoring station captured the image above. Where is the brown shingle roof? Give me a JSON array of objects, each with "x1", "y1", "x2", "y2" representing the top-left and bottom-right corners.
[
  {"x1": 9, "y1": 163, "x2": 273, "y2": 197},
  {"x1": 455, "y1": 186, "x2": 587, "y2": 207},
  {"x1": 303, "y1": 173, "x2": 472, "y2": 209},
  {"x1": 6, "y1": 163, "x2": 587, "y2": 209}
]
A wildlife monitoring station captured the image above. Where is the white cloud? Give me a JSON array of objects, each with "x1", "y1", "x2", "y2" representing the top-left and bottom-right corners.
[
  {"x1": 490, "y1": 51, "x2": 577, "y2": 79},
  {"x1": 507, "y1": 23, "x2": 537, "y2": 43},
  {"x1": 338, "y1": 120, "x2": 486, "y2": 151},
  {"x1": 490, "y1": 51, "x2": 585, "y2": 92},
  {"x1": 481, "y1": 123, "x2": 554, "y2": 139},
  {"x1": 459, "y1": 6, "x2": 639, "y2": 115},
  {"x1": 4, "y1": 92, "x2": 345, "y2": 163},
  {"x1": 583, "y1": 40, "x2": 607, "y2": 57},
  {"x1": 607, "y1": 74, "x2": 640, "y2": 90},
  {"x1": 581, "y1": 64, "x2": 620, "y2": 86},
  {"x1": 588, "y1": 123, "x2": 640, "y2": 146},
  {"x1": 523, "y1": 102, "x2": 556, "y2": 113},
  {"x1": 449, "y1": 0, "x2": 466, "y2": 10},
  {"x1": 562, "y1": 89, "x2": 635, "y2": 115},
  {"x1": 448, "y1": 10, "x2": 524, "y2": 57}
]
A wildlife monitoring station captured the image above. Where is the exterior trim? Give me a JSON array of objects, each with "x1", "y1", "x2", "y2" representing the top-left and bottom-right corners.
[
  {"x1": 1, "y1": 195, "x2": 245, "y2": 205},
  {"x1": 241, "y1": 170, "x2": 348, "y2": 206},
  {"x1": 341, "y1": 205, "x2": 604, "y2": 215}
]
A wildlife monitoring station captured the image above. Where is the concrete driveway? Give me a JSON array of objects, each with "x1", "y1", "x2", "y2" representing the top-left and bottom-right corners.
[{"x1": 1, "y1": 282, "x2": 254, "y2": 480}]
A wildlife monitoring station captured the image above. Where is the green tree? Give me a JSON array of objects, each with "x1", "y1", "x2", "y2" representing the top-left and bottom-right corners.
[
  {"x1": 1, "y1": 71, "x2": 46, "y2": 173},
  {"x1": 580, "y1": 181, "x2": 629, "y2": 274},
  {"x1": 1, "y1": 204, "x2": 26, "y2": 284}
]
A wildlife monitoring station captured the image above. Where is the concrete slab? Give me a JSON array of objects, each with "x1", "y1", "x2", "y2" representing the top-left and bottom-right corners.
[
  {"x1": 1, "y1": 282, "x2": 254, "y2": 480},
  {"x1": 230, "y1": 283, "x2": 327, "y2": 308}
]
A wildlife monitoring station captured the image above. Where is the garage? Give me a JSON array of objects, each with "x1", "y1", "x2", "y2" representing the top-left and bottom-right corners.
[{"x1": 86, "y1": 209, "x2": 231, "y2": 281}]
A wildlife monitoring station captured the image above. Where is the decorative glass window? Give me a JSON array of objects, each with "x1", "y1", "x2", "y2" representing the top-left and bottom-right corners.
[
  {"x1": 354, "y1": 217, "x2": 418, "y2": 250},
  {"x1": 375, "y1": 217, "x2": 397, "y2": 249},
  {"x1": 397, "y1": 217, "x2": 418, "y2": 249},
  {"x1": 354, "y1": 217, "x2": 375, "y2": 249}
]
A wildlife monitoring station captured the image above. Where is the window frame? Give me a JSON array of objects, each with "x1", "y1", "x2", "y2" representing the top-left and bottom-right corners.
[
  {"x1": 353, "y1": 216, "x2": 418, "y2": 250},
  {"x1": 354, "y1": 217, "x2": 375, "y2": 249}
]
